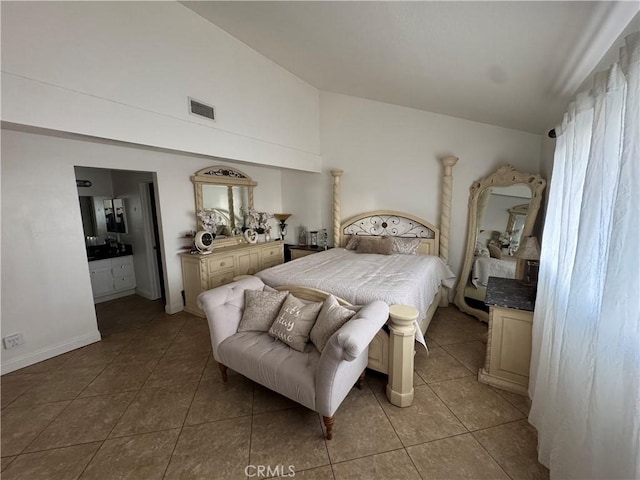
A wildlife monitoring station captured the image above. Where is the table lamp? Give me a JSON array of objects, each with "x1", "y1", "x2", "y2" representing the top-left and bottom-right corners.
[
  {"x1": 515, "y1": 236, "x2": 540, "y2": 286},
  {"x1": 274, "y1": 213, "x2": 292, "y2": 240}
]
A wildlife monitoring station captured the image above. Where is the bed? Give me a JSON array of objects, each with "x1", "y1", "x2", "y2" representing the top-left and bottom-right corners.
[{"x1": 255, "y1": 159, "x2": 459, "y2": 407}]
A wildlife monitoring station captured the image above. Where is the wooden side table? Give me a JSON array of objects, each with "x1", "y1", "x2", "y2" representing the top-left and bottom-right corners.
[
  {"x1": 478, "y1": 277, "x2": 535, "y2": 395},
  {"x1": 289, "y1": 244, "x2": 328, "y2": 260}
]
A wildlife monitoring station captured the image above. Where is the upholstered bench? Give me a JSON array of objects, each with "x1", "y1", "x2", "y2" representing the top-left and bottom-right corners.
[{"x1": 197, "y1": 276, "x2": 389, "y2": 439}]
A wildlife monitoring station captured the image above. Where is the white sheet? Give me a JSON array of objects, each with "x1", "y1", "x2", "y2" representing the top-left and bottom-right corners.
[
  {"x1": 471, "y1": 256, "x2": 516, "y2": 287},
  {"x1": 256, "y1": 248, "x2": 456, "y2": 345}
]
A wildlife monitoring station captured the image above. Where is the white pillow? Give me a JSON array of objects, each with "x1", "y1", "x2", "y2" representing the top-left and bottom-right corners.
[{"x1": 391, "y1": 237, "x2": 421, "y2": 255}]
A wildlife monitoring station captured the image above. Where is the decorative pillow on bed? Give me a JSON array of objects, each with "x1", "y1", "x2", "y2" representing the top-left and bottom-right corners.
[
  {"x1": 355, "y1": 236, "x2": 394, "y2": 255},
  {"x1": 345, "y1": 236, "x2": 360, "y2": 250},
  {"x1": 310, "y1": 295, "x2": 356, "y2": 352},
  {"x1": 391, "y1": 237, "x2": 421, "y2": 255},
  {"x1": 269, "y1": 294, "x2": 323, "y2": 352},
  {"x1": 237, "y1": 289, "x2": 289, "y2": 332},
  {"x1": 488, "y1": 244, "x2": 502, "y2": 259},
  {"x1": 474, "y1": 241, "x2": 490, "y2": 258}
]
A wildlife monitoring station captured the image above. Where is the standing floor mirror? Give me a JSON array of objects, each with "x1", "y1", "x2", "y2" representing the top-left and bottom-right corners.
[{"x1": 455, "y1": 165, "x2": 546, "y2": 322}]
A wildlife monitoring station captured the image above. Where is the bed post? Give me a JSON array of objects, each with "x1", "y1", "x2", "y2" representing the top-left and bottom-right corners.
[
  {"x1": 330, "y1": 169, "x2": 344, "y2": 247},
  {"x1": 387, "y1": 304, "x2": 419, "y2": 407},
  {"x1": 439, "y1": 156, "x2": 458, "y2": 307}
]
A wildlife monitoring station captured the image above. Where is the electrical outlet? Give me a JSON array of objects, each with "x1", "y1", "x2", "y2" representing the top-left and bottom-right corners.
[{"x1": 3, "y1": 333, "x2": 24, "y2": 349}]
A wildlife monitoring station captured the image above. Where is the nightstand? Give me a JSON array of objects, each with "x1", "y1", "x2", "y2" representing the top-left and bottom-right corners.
[
  {"x1": 478, "y1": 277, "x2": 535, "y2": 395},
  {"x1": 289, "y1": 244, "x2": 328, "y2": 260}
]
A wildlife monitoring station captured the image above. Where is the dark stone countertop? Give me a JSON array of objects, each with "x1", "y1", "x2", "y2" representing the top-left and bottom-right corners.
[
  {"x1": 485, "y1": 277, "x2": 536, "y2": 312},
  {"x1": 87, "y1": 244, "x2": 133, "y2": 262}
]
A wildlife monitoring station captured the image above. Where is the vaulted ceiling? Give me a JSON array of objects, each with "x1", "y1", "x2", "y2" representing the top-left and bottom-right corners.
[{"x1": 182, "y1": 1, "x2": 639, "y2": 134}]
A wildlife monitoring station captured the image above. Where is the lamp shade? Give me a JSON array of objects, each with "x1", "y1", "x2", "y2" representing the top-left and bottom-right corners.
[
  {"x1": 515, "y1": 236, "x2": 541, "y2": 260},
  {"x1": 274, "y1": 213, "x2": 292, "y2": 222}
]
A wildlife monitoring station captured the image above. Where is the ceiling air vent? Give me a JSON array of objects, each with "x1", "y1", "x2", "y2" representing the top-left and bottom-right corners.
[{"x1": 189, "y1": 97, "x2": 215, "y2": 121}]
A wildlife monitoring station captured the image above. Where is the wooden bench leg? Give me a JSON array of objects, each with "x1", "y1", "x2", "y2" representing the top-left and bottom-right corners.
[
  {"x1": 218, "y1": 363, "x2": 228, "y2": 382},
  {"x1": 357, "y1": 370, "x2": 366, "y2": 389},
  {"x1": 323, "y1": 416, "x2": 334, "y2": 440}
]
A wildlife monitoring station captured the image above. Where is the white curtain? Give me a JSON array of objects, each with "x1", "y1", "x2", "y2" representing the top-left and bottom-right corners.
[{"x1": 529, "y1": 32, "x2": 639, "y2": 479}]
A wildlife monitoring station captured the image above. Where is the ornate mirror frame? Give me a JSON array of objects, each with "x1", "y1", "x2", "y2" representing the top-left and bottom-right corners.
[
  {"x1": 454, "y1": 165, "x2": 546, "y2": 322},
  {"x1": 192, "y1": 166, "x2": 257, "y2": 247}
]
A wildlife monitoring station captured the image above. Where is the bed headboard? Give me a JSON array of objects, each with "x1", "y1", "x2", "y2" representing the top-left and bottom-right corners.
[{"x1": 340, "y1": 210, "x2": 440, "y2": 256}]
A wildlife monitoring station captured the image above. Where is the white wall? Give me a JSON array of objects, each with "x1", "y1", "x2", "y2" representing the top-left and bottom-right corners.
[
  {"x1": 1, "y1": 127, "x2": 283, "y2": 373},
  {"x1": 318, "y1": 92, "x2": 543, "y2": 278},
  {"x1": 1, "y1": 1, "x2": 321, "y2": 172}
]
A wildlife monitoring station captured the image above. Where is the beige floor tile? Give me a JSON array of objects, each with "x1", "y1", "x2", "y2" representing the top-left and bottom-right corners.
[
  {"x1": 324, "y1": 388, "x2": 401, "y2": 464},
  {"x1": 1, "y1": 442, "x2": 101, "y2": 480},
  {"x1": 25, "y1": 392, "x2": 134, "y2": 452},
  {"x1": 332, "y1": 449, "x2": 421, "y2": 480},
  {"x1": 79, "y1": 359, "x2": 159, "y2": 397},
  {"x1": 143, "y1": 353, "x2": 208, "y2": 389},
  {"x1": 425, "y1": 321, "x2": 480, "y2": 345},
  {"x1": 1, "y1": 456, "x2": 16, "y2": 471},
  {"x1": 1, "y1": 401, "x2": 70, "y2": 456},
  {"x1": 10, "y1": 365, "x2": 104, "y2": 406},
  {"x1": 473, "y1": 420, "x2": 549, "y2": 480},
  {"x1": 366, "y1": 369, "x2": 423, "y2": 396},
  {"x1": 414, "y1": 346, "x2": 473, "y2": 384},
  {"x1": 80, "y1": 429, "x2": 180, "y2": 480},
  {"x1": 407, "y1": 433, "x2": 509, "y2": 480},
  {"x1": 252, "y1": 383, "x2": 299, "y2": 414},
  {"x1": 185, "y1": 376, "x2": 253, "y2": 425},
  {"x1": 110, "y1": 385, "x2": 196, "y2": 438},
  {"x1": 374, "y1": 384, "x2": 467, "y2": 446},
  {"x1": 442, "y1": 341, "x2": 486, "y2": 374},
  {"x1": 292, "y1": 465, "x2": 334, "y2": 479},
  {"x1": 59, "y1": 342, "x2": 124, "y2": 369},
  {"x1": 1, "y1": 373, "x2": 49, "y2": 409},
  {"x1": 493, "y1": 388, "x2": 532, "y2": 415},
  {"x1": 250, "y1": 408, "x2": 329, "y2": 471},
  {"x1": 164, "y1": 417, "x2": 251, "y2": 480},
  {"x1": 165, "y1": 334, "x2": 212, "y2": 357},
  {"x1": 430, "y1": 377, "x2": 524, "y2": 431}
]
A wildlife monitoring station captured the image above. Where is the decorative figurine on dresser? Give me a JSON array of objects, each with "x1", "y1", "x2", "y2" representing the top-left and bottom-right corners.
[{"x1": 180, "y1": 166, "x2": 284, "y2": 317}]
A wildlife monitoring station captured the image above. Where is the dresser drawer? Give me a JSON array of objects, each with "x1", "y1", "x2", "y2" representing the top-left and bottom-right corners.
[
  {"x1": 111, "y1": 260, "x2": 134, "y2": 276},
  {"x1": 113, "y1": 274, "x2": 135, "y2": 292},
  {"x1": 207, "y1": 271, "x2": 236, "y2": 289},
  {"x1": 261, "y1": 245, "x2": 282, "y2": 261},
  {"x1": 207, "y1": 255, "x2": 235, "y2": 273}
]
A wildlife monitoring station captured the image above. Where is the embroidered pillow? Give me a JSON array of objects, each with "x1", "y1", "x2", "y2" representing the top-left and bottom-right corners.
[
  {"x1": 391, "y1": 237, "x2": 421, "y2": 255},
  {"x1": 345, "y1": 236, "x2": 360, "y2": 250},
  {"x1": 269, "y1": 294, "x2": 323, "y2": 351},
  {"x1": 355, "y1": 236, "x2": 394, "y2": 255},
  {"x1": 237, "y1": 289, "x2": 289, "y2": 333},
  {"x1": 310, "y1": 295, "x2": 356, "y2": 352}
]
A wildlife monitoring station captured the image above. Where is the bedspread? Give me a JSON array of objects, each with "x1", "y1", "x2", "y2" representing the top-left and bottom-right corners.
[
  {"x1": 471, "y1": 256, "x2": 516, "y2": 287},
  {"x1": 256, "y1": 248, "x2": 456, "y2": 324}
]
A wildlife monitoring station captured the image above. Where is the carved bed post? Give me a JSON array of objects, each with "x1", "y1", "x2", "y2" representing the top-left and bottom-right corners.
[
  {"x1": 331, "y1": 169, "x2": 344, "y2": 247},
  {"x1": 439, "y1": 156, "x2": 458, "y2": 306},
  {"x1": 386, "y1": 304, "x2": 418, "y2": 407}
]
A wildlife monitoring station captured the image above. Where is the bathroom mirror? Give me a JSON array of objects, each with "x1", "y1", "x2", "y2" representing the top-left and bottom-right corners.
[
  {"x1": 454, "y1": 165, "x2": 546, "y2": 322},
  {"x1": 192, "y1": 166, "x2": 256, "y2": 241}
]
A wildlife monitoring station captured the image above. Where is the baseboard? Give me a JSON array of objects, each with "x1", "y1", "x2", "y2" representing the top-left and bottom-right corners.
[
  {"x1": 1, "y1": 330, "x2": 102, "y2": 375},
  {"x1": 165, "y1": 303, "x2": 184, "y2": 315}
]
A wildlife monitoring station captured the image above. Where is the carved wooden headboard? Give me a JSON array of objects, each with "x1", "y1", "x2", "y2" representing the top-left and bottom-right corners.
[
  {"x1": 340, "y1": 211, "x2": 440, "y2": 256},
  {"x1": 331, "y1": 157, "x2": 458, "y2": 265}
]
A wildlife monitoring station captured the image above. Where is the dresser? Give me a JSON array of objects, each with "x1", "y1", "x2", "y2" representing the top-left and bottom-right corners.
[
  {"x1": 180, "y1": 240, "x2": 284, "y2": 317},
  {"x1": 478, "y1": 277, "x2": 535, "y2": 395}
]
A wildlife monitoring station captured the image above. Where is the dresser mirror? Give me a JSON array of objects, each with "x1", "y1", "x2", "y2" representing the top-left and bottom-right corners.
[
  {"x1": 192, "y1": 166, "x2": 256, "y2": 244},
  {"x1": 454, "y1": 165, "x2": 546, "y2": 322}
]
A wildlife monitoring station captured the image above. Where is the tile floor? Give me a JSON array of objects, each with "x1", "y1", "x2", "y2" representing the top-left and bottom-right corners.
[{"x1": 1, "y1": 295, "x2": 549, "y2": 479}]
